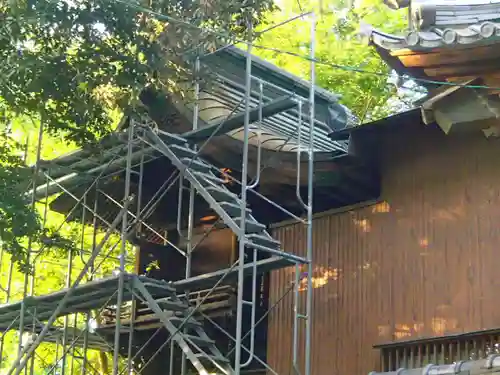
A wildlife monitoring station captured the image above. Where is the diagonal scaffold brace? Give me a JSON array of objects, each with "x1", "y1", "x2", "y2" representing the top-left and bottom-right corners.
[
  {"x1": 132, "y1": 279, "x2": 223, "y2": 375},
  {"x1": 7, "y1": 196, "x2": 135, "y2": 375}
]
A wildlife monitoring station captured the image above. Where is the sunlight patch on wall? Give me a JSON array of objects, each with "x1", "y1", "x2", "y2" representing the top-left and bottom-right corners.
[
  {"x1": 291, "y1": 266, "x2": 341, "y2": 292},
  {"x1": 378, "y1": 317, "x2": 459, "y2": 340},
  {"x1": 285, "y1": 261, "x2": 379, "y2": 291},
  {"x1": 372, "y1": 201, "x2": 391, "y2": 213},
  {"x1": 431, "y1": 317, "x2": 459, "y2": 335},
  {"x1": 352, "y1": 262, "x2": 375, "y2": 278},
  {"x1": 353, "y1": 218, "x2": 371, "y2": 232},
  {"x1": 419, "y1": 238, "x2": 429, "y2": 247},
  {"x1": 378, "y1": 322, "x2": 424, "y2": 340},
  {"x1": 429, "y1": 203, "x2": 466, "y2": 223}
]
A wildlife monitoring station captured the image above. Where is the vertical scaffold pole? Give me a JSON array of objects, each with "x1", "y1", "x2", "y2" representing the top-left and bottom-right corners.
[
  {"x1": 234, "y1": 18, "x2": 253, "y2": 375},
  {"x1": 181, "y1": 54, "x2": 200, "y2": 375},
  {"x1": 81, "y1": 187, "x2": 98, "y2": 375},
  {"x1": 67, "y1": 194, "x2": 86, "y2": 375},
  {"x1": 240, "y1": 80, "x2": 264, "y2": 370},
  {"x1": 127, "y1": 142, "x2": 145, "y2": 375},
  {"x1": 112, "y1": 119, "x2": 134, "y2": 375},
  {"x1": 18, "y1": 118, "x2": 44, "y2": 361},
  {"x1": 304, "y1": 12, "x2": 316, "y2": 375},
  {"x1": 61, "y1": 188, "x2": 77, "y2": 375},
  {"x1": 0, "y1": 135, "x2": 29, "y2": 367},
  {"x1": 28, "y1": 172, "x2": 50, "y2": 375}
]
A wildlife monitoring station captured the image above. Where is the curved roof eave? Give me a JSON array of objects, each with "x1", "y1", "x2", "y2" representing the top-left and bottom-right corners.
[
  {"x1": 216, "y1": 46, "x2": 341, "y2": 103},
  {"x1": 369, "y1": 22, "x2": 500, "y2": 51},
  {"x1": 203, "y1": 46, "x2": 359, "y2": 133},
  {"x1": 35, "y1": 45, "x2": 359, "y2": 194}
]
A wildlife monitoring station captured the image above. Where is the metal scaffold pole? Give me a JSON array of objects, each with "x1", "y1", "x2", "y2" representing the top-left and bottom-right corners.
[
  {"x1": 127, "y1": 139, "x2": 144, "y2": 375},
  {"x1": 233, "y1": 17, "x2": 253, "y2": 375},
  {"x1": 304, "y1": 12, "x2": 316, "y2": 375},
  {"x1": 291, "y1": 12, "x2": 316, "y2": 375},
  {"x1": 112, "y1": 119, "x2": 135, "y2": 375},
  {"x1": 180, "y1": 54, "x2": 200, "y2": 375},
  {"x1": 18, "y1": 119, "x2": 44, "y2": 364},
  {"x1": 61, "y1": 185, "x2": 77, "y2": 375}
]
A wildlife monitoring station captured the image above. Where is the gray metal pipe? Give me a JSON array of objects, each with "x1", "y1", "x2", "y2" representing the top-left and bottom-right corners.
[
  {"x1": 112, "y1": 120, "x2": 134, "y2": 375},
  {"x1": 234, "y1": 22, "x2": 253, "y2": 375},
  {"x1": 369, "y1": 355, "x2": 500, "y2": 375},
  {"x1": 31, "y1": 146, "x2": 155, "y2": 199},
  {"x1": 304, "y1": 12, "x2": 316, "y2": 375}
]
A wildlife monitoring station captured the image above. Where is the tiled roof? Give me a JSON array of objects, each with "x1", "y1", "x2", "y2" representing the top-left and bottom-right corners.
[
  {"x1": 369, "y1": 0, "x2": 500, "y2": 50},
  {"x1": 369, "y1": 21, "x2": 500, "y2": 49}
]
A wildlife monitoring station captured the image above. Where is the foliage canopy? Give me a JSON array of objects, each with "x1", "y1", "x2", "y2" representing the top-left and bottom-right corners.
[
  {"x1": 1, "y1": 0, "x2": 276, "y2": 144},
  {"x1": 256, "y1": 0, "x2": 407, "y2": 120},
  {"x1": 0, "y1": 0, "x2": 277, "y2": 271}
]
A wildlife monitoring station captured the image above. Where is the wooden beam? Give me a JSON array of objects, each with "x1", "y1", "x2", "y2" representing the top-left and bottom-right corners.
[{"x1": 391, "y1": 44, "x2": 500, "y2": 68}]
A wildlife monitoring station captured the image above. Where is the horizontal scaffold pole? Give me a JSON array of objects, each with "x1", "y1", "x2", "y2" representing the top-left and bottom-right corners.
[
  {"x1": 182, "y1": 95, "x2": 297, "y2": 141},
  {"x1": 369, "y1": 355, "x2": 500, "y2": 375}
]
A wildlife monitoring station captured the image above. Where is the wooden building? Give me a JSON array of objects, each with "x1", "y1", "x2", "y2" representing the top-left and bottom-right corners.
[
  {"x1": 266, "y1": 107, "x2": 500, "y2": 375},
  {"x1": 259, "y1": 3, "x2": 500, "y2": 375}
]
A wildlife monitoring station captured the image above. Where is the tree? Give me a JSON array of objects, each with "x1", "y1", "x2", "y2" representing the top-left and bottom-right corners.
[
  {"x1": 0, "y1": 125, "x2": 40, "y2": 273},
  {"x1": 0, "y1": 0, "x2": 278, "y2": 271},
  {"x1": 0, "y1": 118, "x2": 134, "y2": 374},
  {"x1": 0, "y1": 118, "x2": 134, "y2": 373},
  {"x1": 255, "y1": 0, "x2": 408, "y2": 121},
  {"x1": 0, "y1": 0, "x2": 276, "y2": 144}
]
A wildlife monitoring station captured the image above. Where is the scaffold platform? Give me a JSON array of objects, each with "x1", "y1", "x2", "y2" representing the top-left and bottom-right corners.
[
  {"x1": 172, "y1": 256, "x2": 294, "y2": 292},
  {"x1": 33, "y1": 326, "x2": 112, "y2": 352},
  {"x1": 0, "y1": 274, "x2": 172, "y2": 331},
  {"x1": 0, "y1": 256, "x2": 292, "y2": 333}
]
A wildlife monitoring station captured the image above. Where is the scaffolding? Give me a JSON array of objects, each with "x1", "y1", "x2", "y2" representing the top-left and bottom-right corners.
[{"x1": 0, "y1": 13, "x2": 338, "y2": 375}]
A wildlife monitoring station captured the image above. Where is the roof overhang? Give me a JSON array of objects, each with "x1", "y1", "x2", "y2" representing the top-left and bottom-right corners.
[
  {"x1": 34, "y1": 45, "x2": 359, "y2": 198},
  {"x1": 370, "y1": 23, "x2": 500, "y2": 51},
  {"x1": 366, "y1": 24, "x2": 500, "y2": 92},
  {"x1": 416, "y1": 77, "x2": 500, "y2": 136}
]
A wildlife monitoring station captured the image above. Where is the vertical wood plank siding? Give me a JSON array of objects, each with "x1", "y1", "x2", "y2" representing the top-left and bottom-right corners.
[{"x1": 268, "y1": 124, "x2": 500, "y2": 375}]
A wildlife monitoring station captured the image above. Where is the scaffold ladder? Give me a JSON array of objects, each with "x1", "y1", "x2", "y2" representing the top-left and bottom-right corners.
[
  {"x1": 133, "y1": 278, "x2": 232, "y2": 375},
  {"x1": 138, "y1": 125, "x2": 308, "y2": 266}
]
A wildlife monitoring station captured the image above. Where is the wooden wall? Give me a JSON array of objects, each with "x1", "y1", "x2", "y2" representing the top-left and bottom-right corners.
[{"x1": 267, "y1": 122, "x2": 500, "y2": 375}]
